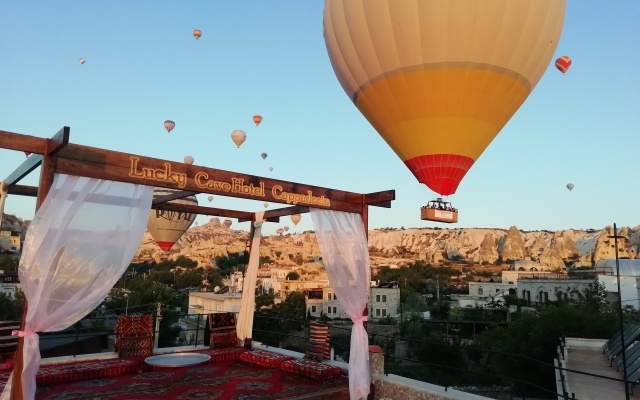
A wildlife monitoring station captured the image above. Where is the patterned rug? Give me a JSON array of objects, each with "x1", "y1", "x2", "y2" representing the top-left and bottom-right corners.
[{"x1": 34, "y1": 359, "x2": 349, "y2": 400}]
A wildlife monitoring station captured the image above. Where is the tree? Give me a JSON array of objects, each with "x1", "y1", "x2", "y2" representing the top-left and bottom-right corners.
[
  {"x1": 0, "y1": 255, "x2": 19, "y2": 271},
  {"x1": 286, "y1": 271, "x2": 300, "y2": 280}
]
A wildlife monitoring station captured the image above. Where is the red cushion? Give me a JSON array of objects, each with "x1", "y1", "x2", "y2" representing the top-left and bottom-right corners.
[
  {"x1": 208, "y1": 312, "x2": 236, "y2": 329},
  {"x1": 280, "y1": 359, "x2": 344, "y2": 380},
  {"x1": 210, "y1": 327, "x2": 237, "y2": 348},
  {"x1": 240, "y1": 350, "x2": 293, "y2": 368},
  {"x1": 304, "y1": 342, "x2": 325, "y2": 362}
]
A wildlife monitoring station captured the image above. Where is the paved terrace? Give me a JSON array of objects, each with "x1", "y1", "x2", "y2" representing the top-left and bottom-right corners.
[{"x1": 561, "y1": 338, "x2": 638, "y2": 400}]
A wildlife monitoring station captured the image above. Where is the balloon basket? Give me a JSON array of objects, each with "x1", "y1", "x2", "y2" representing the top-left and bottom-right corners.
[{"x1": 421, "y1": 206, "x2": 458, "y2": 224}]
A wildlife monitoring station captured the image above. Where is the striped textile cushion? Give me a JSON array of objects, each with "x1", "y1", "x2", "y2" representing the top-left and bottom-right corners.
[{"x1": 309, "y1": 322, "x2": 330, "y2": 359}]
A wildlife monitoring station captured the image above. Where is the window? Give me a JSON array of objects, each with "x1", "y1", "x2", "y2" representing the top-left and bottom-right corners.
[
  {"x1": 382, "y1": 295, "x2": 387, "y2": 302},
  {"x1": 333, "y1": 306, "x2": 337, "y2": 314},
  {"x1": 333, "y1": 294, "x2": 337, "y2": 300},
  {"x1": 375, "y1": 309, "x2": 380, "y2": 317},
  {"x1": 327, "y1": 306, "x2": 332, "y2": 314},
  {"x1": 327, "y1": 293, "x2": 332, "y2": 300},
  {"x1": 478, "y1": 288, "x2": 483, "y2": 295},
  {"x1": 496, "y1": 289, "x2": 500, "y2": 293},
  {"x1": 382, "y1": 309, "x2": 387, "y2": 317},
  {"x1": 311, "y1": 305, "x2": 316, "y2": 313},
  {"x1": 376, "y1": 295, "x2": 380, "y2": 302}
]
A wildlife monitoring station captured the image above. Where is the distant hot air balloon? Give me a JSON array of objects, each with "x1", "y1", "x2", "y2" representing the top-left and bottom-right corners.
[
  {"x1": 207, "y1": 195, "x2": 213, "y2": 202},
  {"x1": 253, "y1": 115, "x2": 263, "y2": 126},
  {"x1": 193, "y1": 29, "x2": 202, "y2": 40},
  {"x1": 184, "y1": 156, "x2": 194, "y2": 165},
  {"x1": 231, "y1": 130, "x2": 246, "y2": 148},
  {"x1": 555, "y1": 56, "x2": 572, "y2": 74},
  {"x1": 566, "y1": 183, "x2": 574, "y2": 192},
  {"x1": 24, "y1": 152, "x2": 31, "y2": 157},
  {"x1": 79, "y1": 58, "x2": 86, "y2": 65},
  {"x1": 263, "y1": 203, "x2": 269, "y2": 209},
  {"x1": 269, "y1": 167, "x2": 273, "y2": 172},
  {"x1": 277, "y1": 228, "x2": 284, "y2": 235},
  {"x1": 261, "y1": 152, "x2": 267, "y2": 160},
  {"x1": 291, "y1": 214, "x2": 301, "y2": 226},
  {"x1": 223, "y1": 219, "x2": 232, "y2": 229},
  {"x1": 323, "y1": 0, "x2": 566, "y2": 196},
  {"x1": 284, "y1": 226, "x2": 289, "y2": 232},
  {"x1": 195, "y1": 222, "x2": 199, "y2": 226},
  {"x1": 147, "y1": 188, "x2": 198, "y2": 252},
  {"x1": 164, "y1": 120, "x2": 175, "y2": 133}
]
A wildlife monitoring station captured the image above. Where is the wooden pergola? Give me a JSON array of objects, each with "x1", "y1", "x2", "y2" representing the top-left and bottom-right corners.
[{"x1": 0, "y1": 126, "x2": 395, "y2": 399}]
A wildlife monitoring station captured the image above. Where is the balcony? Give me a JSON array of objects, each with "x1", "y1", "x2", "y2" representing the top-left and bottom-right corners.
[{"x1": 1, "y1": 313, "x2": 628, "y2": 399}]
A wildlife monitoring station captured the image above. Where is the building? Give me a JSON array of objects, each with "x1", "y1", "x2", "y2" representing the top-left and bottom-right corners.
[
  {"x1": 0, "y1": 230, "x2": 20, "y2": 253},
  {"x1": 455, "y1": 281, "x2": 516, "y2": 308},
  {"x1": 370, "y1": 282, "x2": 400, "y2": 320},
  {"x1": 0, "y1": 269, "x2": 19, "y2": 299},
  {"x1": 596, "y1": 258, "x2": 640, "y2": 310},
  {"x1": 304, "y1": 282, "x2": 401, "y2": 321},
  {"x1": 516, "y1": 277, "x2": 594, "y2": 306},
  {"x1": 187, "y1": 291, "x2": 242, "y2": 315}
]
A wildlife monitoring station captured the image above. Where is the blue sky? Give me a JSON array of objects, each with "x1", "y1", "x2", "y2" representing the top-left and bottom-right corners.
[{"x1": 1, "y1": 1, "x2": 639, "y2": 236}]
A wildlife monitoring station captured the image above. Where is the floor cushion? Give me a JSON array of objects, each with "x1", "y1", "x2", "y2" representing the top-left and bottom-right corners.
[
  {"x1": 279, "y1": 359, "x2": 344, "y2": 380},
  {"x1": 239, "y1": 350, "x2": 293, "y2": 368}
]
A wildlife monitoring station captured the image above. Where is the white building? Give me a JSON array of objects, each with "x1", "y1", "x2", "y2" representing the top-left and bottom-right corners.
[
  {"x1": 456, "y1": 281, "x2": 516, "y2": 308},
  {"x1": 188, "y1": 291, "x2": 242, "y2": 315},
  {"x1": 596, "y1": 259, "x2": 640, "y2": 310},
  {"x1": 304, "y1": 282, "x2": 401, "y2": 321},
  {"x1": 0, "y1": 270, "x2": 19, "y2": 299},
  {"x1": 370, "y1": 283, "x2": 401, "y2": 320},
  {"x1": 516, "y1": 278, "x2": 594, "y2": 306}
]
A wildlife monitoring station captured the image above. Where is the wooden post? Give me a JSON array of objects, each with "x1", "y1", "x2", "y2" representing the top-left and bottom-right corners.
[{"x1": 10, "y1": 152, "x2": 56, "y2": 400}]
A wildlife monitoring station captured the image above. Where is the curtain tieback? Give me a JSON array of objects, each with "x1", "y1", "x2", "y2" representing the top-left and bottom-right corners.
[
  {"x1": 12, "y1": 330, "x2": 36, "y2": 337},
  {"x1": 352, "y1": 315, "x2": 368, "y2": 324}
]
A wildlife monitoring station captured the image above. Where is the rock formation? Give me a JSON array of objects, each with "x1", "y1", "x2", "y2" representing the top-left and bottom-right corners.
[
  {"x1": 539, "y1": 245, "x2": 566, "y2": 270},
  {"x1": 498, "y1": 226, "x2": 529, "y2": 261},
  {"x1": 477, "y1": 233, "x2": 499, "y2": 264}
]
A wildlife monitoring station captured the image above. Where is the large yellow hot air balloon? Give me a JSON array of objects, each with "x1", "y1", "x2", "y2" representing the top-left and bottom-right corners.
[
  {"x1": 324, "y1": 1, "x2": 566, "y2": 196},
  {"x1": 291, "y1": 214, "x2": 301, "y2": 226},
  {"x1": 147, "y1": 188, "x2": 198, "y2": 252}
]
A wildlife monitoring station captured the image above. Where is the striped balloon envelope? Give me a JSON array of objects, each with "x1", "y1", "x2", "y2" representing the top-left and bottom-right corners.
[
  {"x1": 323, "y1": 0, "x2": 566, "y2": 196},
  {"x1": 147, "y1": 188, "x2": 198, "y2": 252},
  {"x1": 555, "y1": 56, "x2": 572, "y2": 74}
]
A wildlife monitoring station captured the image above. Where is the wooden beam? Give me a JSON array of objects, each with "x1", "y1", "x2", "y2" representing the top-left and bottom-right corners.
[
  {"x1": 152, "y1": 191, "x2": 198, "y2": 205},
  {"x1": 3, "y1": 155, "x2": 43, "y2": 187},
  {"x1": 0, "y1": 130, "x2": 48, "y2": 155},
  {"x1": 262, "y1": 205, "x2": 310, "y2": 219},
  {"x1": 364, "y1": 190, "x2": 395, "y2": 208},
  {"x1": 53, "y1": 143, "x2": 366, "y2": 213},
  {"x1": 6, "y1": 184, "x2": 38, "y2": 197},
  {"x1": 153, "y1": 202, "x2": 256, "y2": 220},
  {"x1": 46, "y1": 126, "x2": 70, "y2": 156}
]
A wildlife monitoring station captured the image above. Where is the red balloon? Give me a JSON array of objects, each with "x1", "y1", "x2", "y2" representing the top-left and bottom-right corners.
[{"x1": 555, "y1": 56, "x2": 572, "y2": 74}]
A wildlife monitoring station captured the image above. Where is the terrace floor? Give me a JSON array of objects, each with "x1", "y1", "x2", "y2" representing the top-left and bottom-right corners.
[{"x1": 2, "y1": 347, "x2": 350, "y2": 400}]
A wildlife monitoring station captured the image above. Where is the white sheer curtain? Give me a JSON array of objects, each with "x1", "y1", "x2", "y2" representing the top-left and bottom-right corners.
[
  {"x1": 0, "y1": 181, "x2": 7, "y2": 222},
  {"x1": 237, "y1": 211, "x2": 265, "y2": 344},
  {"x1": 309, "y1": 208, "x2": 371, "y2": 400},
  {"x1": 1, "y1": 174, "x2": 153, "y2": 400}
]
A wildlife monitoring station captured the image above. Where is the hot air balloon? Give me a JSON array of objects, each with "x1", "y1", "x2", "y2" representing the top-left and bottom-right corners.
[
  {"x1": 261, "y1": 152, "x2": 267, "y2": 160},
  {"x1": 24, "y1": 152, "x2": 31, "y2": 157},
  {"x1": 231, "y1": 130, "x2": 246, "y2": 148},
  {"x1": 323, "y1": 1, "x2": 566, "y2": 198},
  {"x1": 193, "y1": 29, "x2": 202, "y2": 40},
  {"x1": 147, "y1": 188, "x2": 198, "y2": 252},
  {"x1": 184, "y1": 156, "x2": 194, "y2": 165},
  {"x1": 79, "y1": 58, "x2": 86, "y2": 65},
  {"x1": 269, "y1": 167, "x2": 273, "y2": 172},
  {"x1": 284, "y1": 226, "x2": 289, "y2": 232},
  {"x1": 223, "y1": 219, "x2": 232, "y2": 229},
  {"x1": 253, "y1": 115, "x2": 263, "y2": 127},
  {"x1": 566, "y1": 183, "x2": 574, "y2": 192},
  {"x1": 291, "y1": 214, "x2": 301, "y2": 226},
  {"x1": 263, "y1": 203, "x2": 269, "y2": 209},
  {"x1": 164, "y1": 120, "x2": 175, "y2": 133},
  {"x1": 555, "y1": 56, "x2": 572, "y2": 74},
  {"x1": 277, "y1": 228, "x2": 284, "y2": 235},
  {"x1": 207, "y1": 195, "x2": 213, "y2": 202}
]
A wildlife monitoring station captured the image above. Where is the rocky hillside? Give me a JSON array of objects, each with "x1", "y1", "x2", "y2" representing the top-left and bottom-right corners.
[{"x1": 134, "y1": 217, "x2": 640, "y2": 270}]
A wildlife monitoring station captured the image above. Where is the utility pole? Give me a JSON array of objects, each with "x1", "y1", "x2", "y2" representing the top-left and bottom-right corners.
[
  {"x1": 436, "y1": 276, "x2": 440, "y2": 302},
  {"x1": 610, "y1": 224, "x2": 630, "y2": 400},
  {"x1": 154, "y1": 302, "x2": 162, "y2": 349}
]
